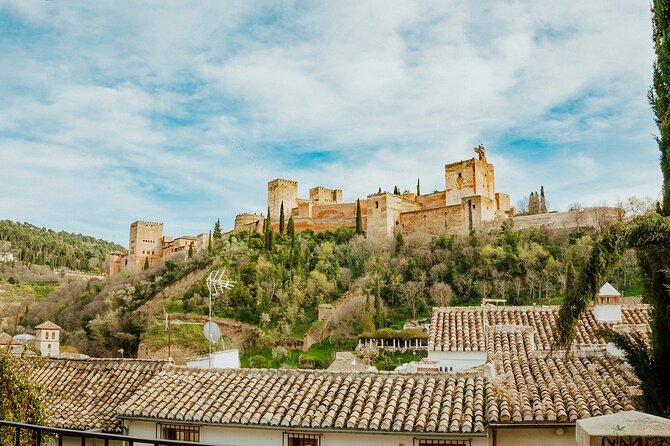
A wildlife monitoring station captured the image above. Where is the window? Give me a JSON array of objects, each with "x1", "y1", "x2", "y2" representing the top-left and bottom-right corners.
[
  {"x1": 283, "y1": 433, "x2": 320, "y2": 446},
  {"x1": 51, "y1": 332, "x2": 55, "y2": 339},
  {"x1": 414, "y1": 440, "x2": 470, "y2": 446},
  {"x1": 375, "y1": 201, "x2": 379, "y2": 209},
  {"x1": 47, "y1": 344, "x2": 51, "y2": 349},
  {"x1": 158, "y1": 424, "x2": 200, "y2": 443}
]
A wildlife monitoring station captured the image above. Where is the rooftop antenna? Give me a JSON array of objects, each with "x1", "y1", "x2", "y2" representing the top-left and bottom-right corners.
[{"x1": 205, "y1": 269, "x2": 235, "y2": 368}]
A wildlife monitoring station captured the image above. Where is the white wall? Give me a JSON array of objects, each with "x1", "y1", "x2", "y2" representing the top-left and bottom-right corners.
[
  {"x1": 187, "y1": 350, "x2": 241, "y2": 369},
  {"x1": 592, "y1": 305, "x2": 621, "y2": 323},
  {"x1": 492, "y1": 426, "x2": 577, "y2": 446},
  {"x1": 126, "y1": 419, "x2": 488, "y2": 446},
  {"x1": 427, "y1": 350, "x2": 487, "y2": 371}
]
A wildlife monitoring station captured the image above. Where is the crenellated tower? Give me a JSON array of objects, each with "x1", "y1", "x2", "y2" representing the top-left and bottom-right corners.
[{"x1": 268, "y1": 179, "x2": 298, "y2": 220}]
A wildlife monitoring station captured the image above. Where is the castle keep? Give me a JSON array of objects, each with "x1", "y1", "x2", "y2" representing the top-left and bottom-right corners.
[{"x1": 237, "y1": 147, "x2": 515, "y2": 240}]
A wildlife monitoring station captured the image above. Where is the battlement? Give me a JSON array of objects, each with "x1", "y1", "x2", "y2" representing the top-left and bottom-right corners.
[
  {"x1": 268, "y1": 178, "x2": 298, "y2": 186},
  {"x1": 131, "y1": 220, "x2": 163, "y2": 227}
]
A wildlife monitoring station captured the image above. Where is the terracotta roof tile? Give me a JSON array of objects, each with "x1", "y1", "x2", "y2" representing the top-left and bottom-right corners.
[
  {"x1": 429, "y1": 304, "x2": 650, "y2": 351},
  {"x1": 118, "y1": 368, "x2": 487, "y2": 433},
  {"x1": 28, "y1": 358, "x2": 168, "y2": 432},
  {"x1": 485, "y1": 328, "x2": 638, "y2": 424}
]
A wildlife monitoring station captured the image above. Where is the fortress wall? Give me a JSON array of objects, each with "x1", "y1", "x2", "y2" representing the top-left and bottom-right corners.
[
  {"x1": 312, "y1": 202, "x2": 357, "y2": 219},
  {"x1": 510, "y1": 207, "x2": 623, "y2": 232},
  {"x1": 399, "y1": 203, "x2": 469, "y2": 236},
  {"x1": 417, "y1": 190, "x2": 447, "y2": 210},
  {"x1": 235, "y1": 214, "x2": 265, "y2": 233},
  {"x1": 495, "y1": 192, "x2": 511, "y2": 212},
  {"x1": 366, "y1": 193, "x2": 422, "y2": 241}
]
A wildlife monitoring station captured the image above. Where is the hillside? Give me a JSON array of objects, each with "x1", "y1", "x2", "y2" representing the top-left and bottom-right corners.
[
  {"x1": 18, "y1": 222, "x2": 643, "y2": 367},
  {"x1": 0, "y1": 220, "x2": 125, "y2": 272}
]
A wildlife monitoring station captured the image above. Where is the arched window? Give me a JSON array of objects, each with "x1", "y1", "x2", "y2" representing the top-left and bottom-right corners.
[
  {"x1": 51, "y1": 332, "x2": 55, "y2": 339},
  {"x1": 375, "y1": 201, "x2": 379, "y2": 209}
]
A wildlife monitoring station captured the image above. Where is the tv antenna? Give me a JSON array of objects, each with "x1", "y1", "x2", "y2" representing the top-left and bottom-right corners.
[{"x1": 205, "y1": 269, "x2": 235, "y2": 367}]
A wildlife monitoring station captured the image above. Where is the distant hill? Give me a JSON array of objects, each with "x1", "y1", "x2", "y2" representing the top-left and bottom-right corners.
[{"x1": 0, "y1": 220, "x2": 125, "y2": 272}]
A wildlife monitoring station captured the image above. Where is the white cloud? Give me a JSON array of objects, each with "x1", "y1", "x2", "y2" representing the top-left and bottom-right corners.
[{"x1": 0, "y1": 0, "x2": 661, "y2": 243}]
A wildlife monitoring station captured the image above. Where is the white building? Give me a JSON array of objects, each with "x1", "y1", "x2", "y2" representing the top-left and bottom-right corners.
[{"x1": 34, "y1": 320, "x2": 62, "y2": 357}]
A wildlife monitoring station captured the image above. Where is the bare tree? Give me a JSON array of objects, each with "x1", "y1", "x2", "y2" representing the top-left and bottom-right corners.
[
  {"x1": 401, "y1": 279, "x2": 427, "y2": 318},
  {"x1": 429, "y1": 282, "x2": 453, "y2": 307}
]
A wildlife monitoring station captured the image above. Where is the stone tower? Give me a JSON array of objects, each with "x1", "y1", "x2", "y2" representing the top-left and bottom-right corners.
[
  {"x1": 444, "y1": 156, "x2": 496, "y2": 207},
  {"x1": 127, "y1": 221, "x2": 163, "y2": 272},
  {"x1": 34, "y1": 321, "x2": 62, "y2": 357},
  {"x1": 268, "y1": 179, "x2": 298, "y2": 221}
]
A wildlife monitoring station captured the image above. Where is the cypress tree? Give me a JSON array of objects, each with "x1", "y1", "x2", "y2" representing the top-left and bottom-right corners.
[
  {"x1": 264, "y1": 207, "x2": 274, "y2": 251},
  {"x1": 378, "y1": 187, "x2": 382, "y2": 194},
  {"x1": 213, "y1": 219, "x2": 222, "y2": 239},
  {"x1": 355, "y1": 199, "x2": 363, "y2": 235},
  {"x1": 143, "y1": 257, "x2": 149, "y2": 270},
  {"x1": 279, "y1": 201, "x2": 285, "y2": 235},
  {"x1": 288, "y1": 216, "x2": 295, "y2": 244},
  {"x1": 417, "y1": 178, "x2": 421, "y2": 196},
  {"x1": 208, "y1": 230, "x2": 212, "y2": 253},
  {"x1": 393, "y1": 185, "x2": 400, "y2": 195},
  {"x1": 650, "y1": 0, "x2": 670, "y2": 215},
  {"x1": 188, "y1": 243, "x2": 194, "y2": 259}
]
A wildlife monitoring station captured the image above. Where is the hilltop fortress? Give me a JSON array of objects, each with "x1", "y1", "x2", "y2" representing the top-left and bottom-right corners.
[
  {"x1": 235, "y1": 146, "x2": 622, "y2": 240},
  {"x1": 106, "y1": 221, "x2": 209, "y2": 276}
]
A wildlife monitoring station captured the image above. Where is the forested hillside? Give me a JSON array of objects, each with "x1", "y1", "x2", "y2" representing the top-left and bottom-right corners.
[
  {"x1": 19, "y1": 221, "x2": 643, "y2": 363},
  {"x1": 0, "y1": 220, "x2": 125, "y2": 272}
]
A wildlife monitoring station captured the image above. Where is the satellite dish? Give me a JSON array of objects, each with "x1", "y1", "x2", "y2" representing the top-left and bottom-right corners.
[{"x1": 203, "y1": 321, "x2": 221, "y2": 344}]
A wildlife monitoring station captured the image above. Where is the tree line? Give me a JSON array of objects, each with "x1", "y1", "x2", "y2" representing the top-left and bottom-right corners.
[{"x1": 0, "y1": 220, "x2": 125, "y2": 272}]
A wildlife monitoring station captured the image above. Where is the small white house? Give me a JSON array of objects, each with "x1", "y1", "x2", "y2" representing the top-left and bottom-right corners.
[
  {"x1": 186, "y1": 349, "x2": 240, "y2": 369},
  {"x1": 34, "y1": 321, "x2": 62, "y2": 357}
]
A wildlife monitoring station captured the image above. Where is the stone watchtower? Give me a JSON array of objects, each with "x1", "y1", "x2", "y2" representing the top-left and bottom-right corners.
[
  {"x1": 127, "y1": 220, "x2": 163, "y2": 272},
  {"x1": 268, "y1": 179, "x2": 298, "y2": 220},
  {"x1": 34, "y1": 321, "x2": 62, "y2": 357}
]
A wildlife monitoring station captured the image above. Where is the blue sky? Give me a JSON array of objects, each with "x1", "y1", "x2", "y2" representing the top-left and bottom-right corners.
[{"x1": 0, "y1": 1, "x2": 661, "y2": 245}]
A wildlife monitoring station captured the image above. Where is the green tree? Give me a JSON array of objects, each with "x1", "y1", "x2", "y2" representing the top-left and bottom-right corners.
[
  {"x1": 393, "y1": 185, "x2": 400, "y2": 195},
  {"x1": 264, "y1": 208, "x2": 274, "y2": 251},
  {"x1": 650, "y1": 0, "x2": 670, "y2": 215},
  {"x1": 188, "y1": 243, "x2": 194, "y2": 259},
  {"x1": 143, "y1": 257, "x2": 150, "y2": 270},
  {"x1": 355, "y1": 199, "x2": 363, "y2": 235},
  {"x1": 213, "y1": 219, "x2": 222, "y2": 239},
  {"x1": 279, "y1": 201, "x2": 285, "y2": 235},
  {"x1": 288, "y1": 216, "x2": 295, "y2": 244},
  {"x1": 417, "y1": 178, "x2": 421, "y2": 196},
  {"x1": 208, "y1": 230, "x2": 212, "y2": 253},
  {"x1": 0, "y1": 350, "x2": 47, "y2": 445},
  {"x1": 374, "y1": 293, "x2": 385, "y2": 328}
]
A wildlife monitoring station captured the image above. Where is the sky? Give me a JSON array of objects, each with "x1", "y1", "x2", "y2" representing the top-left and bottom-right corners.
[{"x1": 0, "y1": 1, "x2": 662, "y2": 245}]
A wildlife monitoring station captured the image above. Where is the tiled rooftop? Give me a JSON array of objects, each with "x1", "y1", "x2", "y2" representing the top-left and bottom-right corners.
[
  {"x1": 485, "y1": 328, "x2": 637, "y2": 424},
  {"x1": 27, "y1": 304, "x2": 648, "y2": 434},
  {"x1": 428, "y1": 304, "x2": 650, "y2": 351},
  {"x1": 28, "y1": 358, "x2": 168, "y2": 432},
  {"x1": 118, "y1": 368, "x2": 487, "y2": 433}
]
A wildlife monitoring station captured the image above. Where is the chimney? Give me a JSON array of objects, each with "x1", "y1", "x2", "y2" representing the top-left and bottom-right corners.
[{"x1": 592, "y1": 282, "x2": 622, "y2": 323}]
